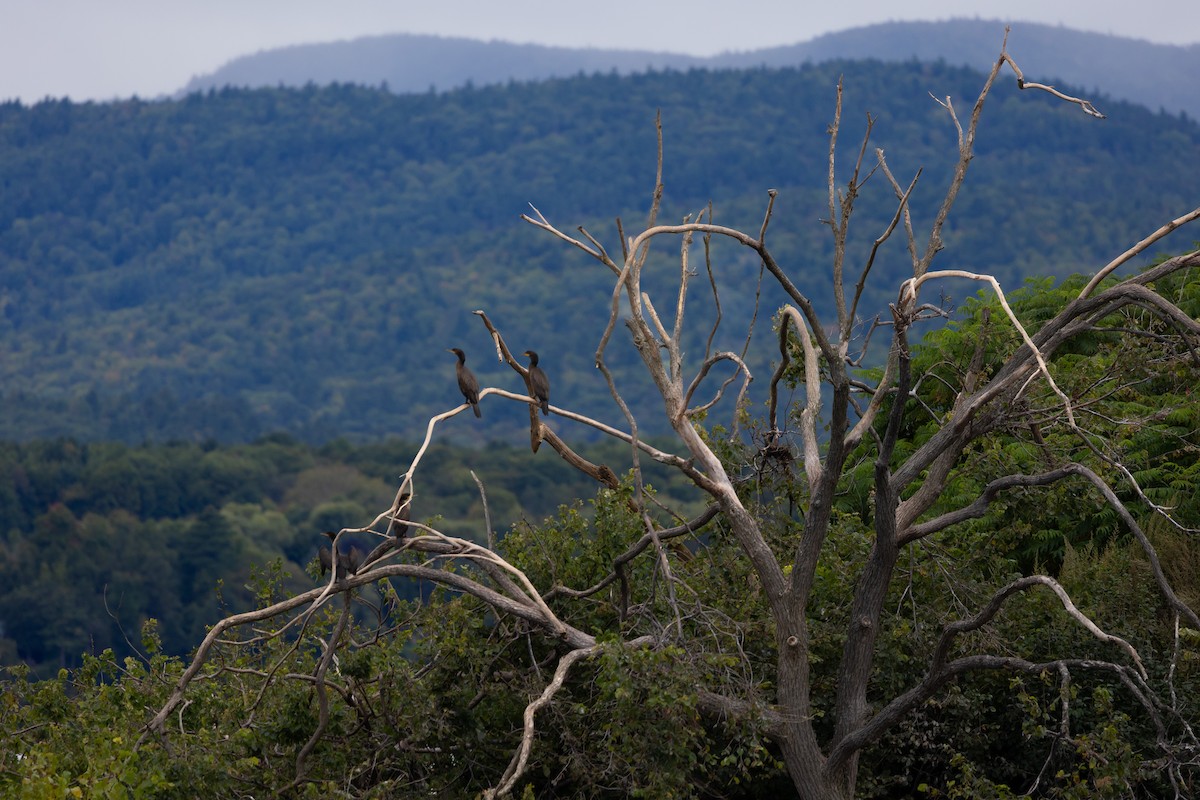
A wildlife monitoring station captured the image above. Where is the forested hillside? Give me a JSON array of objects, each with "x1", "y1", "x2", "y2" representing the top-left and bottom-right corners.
[
  {"x1": 0, "y1": 434, "x2": 696, "y2": 670},
  {"x1": 3, "y1": 265, "x2": 1198, "y2": 796},
  {"x1": 2, "y1": 59, "x2": 1198, "y2": 443},
  {"x1": 3, "y1": 42, "x2": 1200, "y2": 797}
]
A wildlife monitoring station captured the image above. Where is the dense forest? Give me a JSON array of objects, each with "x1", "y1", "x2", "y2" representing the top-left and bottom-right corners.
[
  {"x1": 2, "y1": 267, "x2": 1198, "y2": 796},
  {"x1": 0, "y1": 434, "x2": 697, "y2": 670},
  {"x1": 2, "y1": 60, "x2": 1198, "y2": 442},
  {"x1": 3, "y1": 48, "x2": 1200, "y2": 797}
]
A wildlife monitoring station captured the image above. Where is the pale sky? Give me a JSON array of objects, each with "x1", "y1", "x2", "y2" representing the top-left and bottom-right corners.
[{"x1": 1, "y1": 0, "x2": 1197, "y2": 103}]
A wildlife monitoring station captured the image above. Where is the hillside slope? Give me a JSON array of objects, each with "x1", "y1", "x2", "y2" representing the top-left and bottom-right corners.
[{"x1": 3, "y1": 61, "x2": 1198, "y2": 443}]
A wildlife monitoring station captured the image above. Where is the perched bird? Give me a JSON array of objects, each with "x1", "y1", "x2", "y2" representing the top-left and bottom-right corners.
[
  {"x1": 345, "y1": 545, "x2": 363, "y2": 574},
  {"x1": 448, "y1": 348, "x2": 481, "y2": 418},
  {"x1": 390, "y1": 490, "x2": 411, "y2": 541},
  {"x1": 362, "y1": 490, "x2": 411, "y2": 568},
  {"x1": 318, "y1": 531, "x2": 362, "y2": 580},
  {"x1": 524, "y1": 350, "x2": 550, "y2": 415}
]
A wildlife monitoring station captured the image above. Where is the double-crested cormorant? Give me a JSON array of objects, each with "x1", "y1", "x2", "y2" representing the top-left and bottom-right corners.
[
  {"x1": 360, "y1": 490, "x2": 412, "y2": 570},
  {"x1": 523, "y1": 350, "x2": 550, "y2": 415},
  {"x1": 318, "y1": 531, "x2": 362, "y2": 579},
  {"x1": 391, "y1": 490, "x2": 411, "y2": 540},
  {"x1": 448, "y1": 348, "x2": 481, "y2": 418}
]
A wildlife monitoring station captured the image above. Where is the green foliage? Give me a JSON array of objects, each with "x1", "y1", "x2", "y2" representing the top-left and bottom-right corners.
[
  {"x1": 7, "y1": 435, "x2": 1192, "y2": 797},
  {"x1": 1, "y1": 63, "x2": 1197, "y2": 442},
  {"x1": 0, "y1": 434, "x2": 697, "y2": 672},
  {"x1": 1, "y1": 648, "x2": 181, "y2": 798},
  {"x1": 2, "y1": 59, "x2": 1198, "y2": 794},
  {"x1": 903, "y1": 268, "x2": 1200, "y2": 571}
]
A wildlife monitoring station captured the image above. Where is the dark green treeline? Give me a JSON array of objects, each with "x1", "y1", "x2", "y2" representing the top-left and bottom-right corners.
[{"x1": 0, "y1": 434, "x2": 695, "y2": 671}]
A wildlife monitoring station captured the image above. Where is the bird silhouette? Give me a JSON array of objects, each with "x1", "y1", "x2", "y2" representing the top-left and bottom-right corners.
[
  {"x1": 361, "y1": 490, "x2": 411, "y2": 569},
  {"x1": 448, "y1": 348, "x2": 481, "y2": 418},
  {"x1": 524, "y1": 350, "x2": 550, "y2": 415},
  {"x1": 318, "y1": 531, "x2": 362, "y2": 579}
]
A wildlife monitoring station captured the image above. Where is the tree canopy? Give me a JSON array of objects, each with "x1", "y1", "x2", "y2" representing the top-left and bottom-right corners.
[
  {"x1": 3, "y1": 40, "x2": 1200, "y2": 800},
  {"x1": 0, "y1": 435, "x2": 696, "y2": 669},
  {"x1": 1, "y1": 59, "x2": 1198, "y2": 442}
]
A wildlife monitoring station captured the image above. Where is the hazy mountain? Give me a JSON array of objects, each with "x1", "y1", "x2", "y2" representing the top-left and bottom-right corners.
[
  {"x1": 179, "y1": 35, "x2": 707, "y2": 96},
  {"x1": 710, "y1": 20, "x2": 1200, "y2": 119},
  {"x1": 181, "y1": 19, "x2": 1200, "y2": 119}
]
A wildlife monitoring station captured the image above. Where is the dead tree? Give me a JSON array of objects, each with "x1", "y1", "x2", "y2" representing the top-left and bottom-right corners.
[
  {"x1": 520, "y1": 32, "x2": 1200, "y2": 799},
  {"x1": 140, "y1": 31, "x2": 1200, "y2": 799}
]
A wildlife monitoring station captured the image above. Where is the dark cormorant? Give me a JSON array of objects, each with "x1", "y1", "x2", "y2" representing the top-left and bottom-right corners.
[
  {"x1": 448, "y1": 348, "x2": 481, "y2": 418},
  {"x1": 523, "y1": 350, "x2": 550, "y2": 415},
  {"x1": 318, "y1": 531, "x2": 361, "y2": 579},
  {"x1": 391, "y1": 490, "x2": 411, "y2": 540},
  {"x1": 360, "y1": 491, "x2": 412, "y2": 570},
  {"x1": 345, "y1": 545, "x2": 363, "y2": 574}
]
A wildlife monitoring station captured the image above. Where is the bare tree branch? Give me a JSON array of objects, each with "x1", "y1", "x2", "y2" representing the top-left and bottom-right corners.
[
  {"x1": 547, "y1": 505, "x2": 720, "y2": 602},
  {"x1": 1002, "y1": 48, "x2": 1107, "y2": 118},
  {"x1": 827, "y1": 574, "x2": 1151, "y2": 774},
  {"x1": 1079, "y1": 206, "x2": 1200, "y2": 299},
  {"x1": 485, "y1": 646, "x2": 601, "y2": 799},
  {"x1": 899, "y1": 466, "x2": 1077, "y2": 542}
]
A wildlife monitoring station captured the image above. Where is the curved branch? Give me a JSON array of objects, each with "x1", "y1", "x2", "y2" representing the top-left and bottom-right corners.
[
  {"x1": 547, "y1": 505, "x2": 720, "y2": 601},
  {"x1": 941, "y1": 575, "x2": 1145, "y2": 677},
  {"x1": 140, "y1": 583, "x2": 346, "y2": 742},
  {"x1": 486, "y1": 646, "x2": 600, "y2": 798},
  {"x1": 828, "y1": 654, "x2": 1150, "y2": 777},
  {"x1": 901, "y1": 267, "x2": 1076, "y2": 424},
  {"x1": 1066, "y1": 463, "x2": 1200, "y2": 630},
  {"x1": 682, "y1": 351, "x2": 752, "y2": 417},
  {"x1": 1078, "y1": 207, "x2": 1200, "y2": 299},
  {"x1": 900, "y1": 467, "x2": 1077, "y2": 543},
  {"x1": 900, "y1": 458, "x2": 1199, "y2": 627},
  {"x1": 775, "y1": 306, "x2": 824, "y2": 494},
  {"x1": 1004, "y1": 53, "x2": 1106, "y2": 118},
  {"x1": 140, "y1": 542, "x2": 598, "y2": 741},
  {"x1": 827, "y1": 573, "x2": 1150, "y2": 775},
  {"x1": 522, "y1": 204, "x2": 616, "y2": 271}
]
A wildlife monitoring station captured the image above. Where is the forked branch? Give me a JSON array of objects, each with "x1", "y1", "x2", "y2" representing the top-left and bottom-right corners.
[
  {"x1": 485, "y1": 645, "x2": 601, "y2": 798},
  {"x1": 826, "y1": 575, "x2": 1151, "y2": 774}
]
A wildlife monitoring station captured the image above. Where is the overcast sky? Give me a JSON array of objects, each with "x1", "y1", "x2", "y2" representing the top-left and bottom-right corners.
[{"x1": 2, "y1": 0, "x2": 1197, "y2": 104}]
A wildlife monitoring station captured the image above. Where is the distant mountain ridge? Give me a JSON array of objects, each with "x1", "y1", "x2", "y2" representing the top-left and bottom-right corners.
[
  {"x1": 181, "y1": 19, "x2": 1200, "y2": 119},
  {"x1": 181, "y1": 35, "x2": 707, "y2": 97}
]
